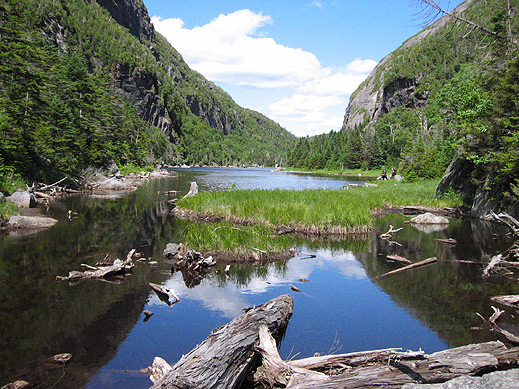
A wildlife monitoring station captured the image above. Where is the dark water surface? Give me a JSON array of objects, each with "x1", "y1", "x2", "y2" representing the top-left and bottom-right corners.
[{"x1": 1, "y1": 168, "x2": 518, "y2": 388}]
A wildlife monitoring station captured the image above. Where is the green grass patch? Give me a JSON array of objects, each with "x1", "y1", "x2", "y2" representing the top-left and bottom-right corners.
[
  {"x1": 179, "y1": 180, "x2": 462, "y2": 231},
  {"x1": 0, "y1": 201, "x2": 20, "y2": 222},
  {"x1": 119, "y1": 164, "x2": 155, "y2": 176},
  {"x1": 181, "y1": 220, "x2": 294, "y2": 255}
]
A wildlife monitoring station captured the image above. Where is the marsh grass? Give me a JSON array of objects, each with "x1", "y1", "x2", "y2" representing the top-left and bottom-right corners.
[
  {"x1": 179, "y1": 180, "x2": 462, "y2": 232},
  {"x1": 181, "y1": 220, "x2": 294, "y2": 256}
]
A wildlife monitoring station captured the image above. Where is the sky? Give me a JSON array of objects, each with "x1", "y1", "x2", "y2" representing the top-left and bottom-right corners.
[{"x1": 143, "y1": 0, "x2": 464, "y2": 137}]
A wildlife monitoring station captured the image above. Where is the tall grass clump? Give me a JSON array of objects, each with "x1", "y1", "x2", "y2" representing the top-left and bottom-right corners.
[
  {"x1": 178, "y1": 180, "x2": 462, "y2": 231},
  {"x1": 181, "y1": 220, "x2": 294, "y2": 255}
]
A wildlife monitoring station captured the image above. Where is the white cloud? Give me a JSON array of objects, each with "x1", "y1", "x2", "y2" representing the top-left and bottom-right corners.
[
  {"x1": 152, "y1": 10, "x2": 322, "y2": 88},
  {"x1": 151, "y1": 10, "x2": 377, "y2": 137}
]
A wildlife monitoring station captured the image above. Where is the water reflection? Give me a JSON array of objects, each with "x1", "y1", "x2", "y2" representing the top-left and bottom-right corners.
[
  {"x1": 157, "y1": 247, "x2": 368, "y2": 319},
  {"x1": 2, "y1": 170, "x2": 519, "y2": 389}
]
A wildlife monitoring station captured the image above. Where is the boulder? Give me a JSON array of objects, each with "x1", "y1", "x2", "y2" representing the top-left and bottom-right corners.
[
  {"x1": 409, "y1": 212, "x2": 449, "y2": 225},
  {"x1": 8, "y1": 191, "x2": 37, "y2": 208},
  {"x1": 6, "y1": 216, "x2": 58, "y2": 229},
  {"x1": 163, "y1": 243, "x2": 180, "y2": 258},
  {"x1": 0, "y1": 192, "x2": 5, "y2": 202}
]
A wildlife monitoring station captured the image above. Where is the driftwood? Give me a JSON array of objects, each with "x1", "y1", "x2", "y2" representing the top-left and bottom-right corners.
[
  {"x1": 149, "y1": 283, "x2": 180, "y2": 306},
  {"x1": 182, "y1": 181, "x2": 199, "y2": 199},
  {"x1": 378, "y1": 257, "x2": 438, "y2": 278},
  {"x1": 56, "y1": 259, "x2": 128, "y2": 282},
  {"x1": 491, "y1": 295, "x2": 519, "y2": 309},
  {"x1": 149, "y1": 294, "x2": 293, "y2": 388},
  {"x1": 481, "y1": 254, "x2": 519, "y2": 277},
  {"x1": 436, "y1": 238, "x2": 457, "y2": 246},
  {"x1": 39, "y1": 177, "x2": 67, "y2": 191},
  {"x1": 379, "y1": 225, "x2": 403, "y2": 240},
  {"x1": 386, "y1": 255, "x2": 412, "y2": 265},
  {"x1": 255, "y1": 327, "x2": 519, "y2": 388},
  {"x1": 476, "y1": 306, "x2": 519, "y2": 344},
  {"x1": 488, "y1": 211, "x2": 519, "y2": 237},
  {"x1": 56, "y1": 250, "x2": 135, "y2": 282}
]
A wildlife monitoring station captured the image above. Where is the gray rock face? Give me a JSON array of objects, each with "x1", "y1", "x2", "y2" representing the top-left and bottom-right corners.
[
  {"x1": 8, "y1": 191, "x2": 37, "y2": 208},
  {"x1": 402, "y1": 368, "x2": 519, "y2": 388},
  {"x1": 95, "y1": 0, "x2": 155, "y2": 43},
  {"x1": 409, "y1": 212, "x2": 449, "y2": 225},
  {"x1": 0, "y1": 192, "x2": 5, "y2": 203},
  {"x1": 342, "y1": 1, "x2": 474, "y2": 130},
  {"x1": 6, "y1": 216, "x2": 58, "y2": 229}
]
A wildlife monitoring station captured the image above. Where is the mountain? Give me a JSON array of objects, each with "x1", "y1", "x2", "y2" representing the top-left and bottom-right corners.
[
  {"x1": 0, "y1": 0, "x2": 296, "y2": 182},
  {"x1": 289, "y1": 0, "x2": 519, "y2": 217}
]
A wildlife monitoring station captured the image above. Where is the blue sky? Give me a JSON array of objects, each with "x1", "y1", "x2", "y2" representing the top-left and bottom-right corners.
[{"x1": 143, "y1": 0, "x2": 464, "y2": 137}]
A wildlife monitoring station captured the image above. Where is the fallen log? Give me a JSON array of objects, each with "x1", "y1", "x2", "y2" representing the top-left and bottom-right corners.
[
  {"x1": 377, "y1": 257, "x2": 437, "y2": 278},
  {"x1": 149, "y1": 294, "x2": 293, "y2": 388},
  {"x1": 255, "y1": 327, "x2": 519, "y2": 388}
]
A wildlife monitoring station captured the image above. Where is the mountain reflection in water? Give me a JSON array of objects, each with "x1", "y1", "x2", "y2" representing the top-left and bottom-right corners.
[{"x1": 0, "y1": 168, "x2": 518, "y2": 389}]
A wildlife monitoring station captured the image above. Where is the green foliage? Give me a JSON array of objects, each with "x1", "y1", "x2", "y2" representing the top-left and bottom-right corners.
[
  {"x1": 119, "y1": 164, "x2": 155, "y2": 176},
  {"x1": 289, "y1": 0, "x2": 519, "y2": 194},
  {"x1": 0, "y1": 0, "x2": 295, "y2": 183}
]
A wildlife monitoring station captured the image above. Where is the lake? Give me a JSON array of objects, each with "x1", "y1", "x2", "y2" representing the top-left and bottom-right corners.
[{"x1": 1, "y1": 168, "x2": 518, "y2": 388}]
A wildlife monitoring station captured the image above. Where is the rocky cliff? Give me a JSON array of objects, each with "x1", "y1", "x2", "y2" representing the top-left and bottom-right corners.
[
  {"x1": 96, "y1": 0, "x2": 155, "y2": 43},
  {"x1": 342, "y1": 0, "x2": 474, "y2": 130}
]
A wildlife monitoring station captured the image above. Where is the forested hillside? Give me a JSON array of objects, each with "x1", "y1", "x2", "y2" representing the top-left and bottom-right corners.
[
  {"x1": 0, "y1": 0, "x2": 295, "y2": 184},
  {"x1": 288, "y1": 0, "x2": 519, "y2": 216}
]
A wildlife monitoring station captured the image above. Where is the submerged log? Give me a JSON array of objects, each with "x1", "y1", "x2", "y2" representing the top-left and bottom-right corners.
[
  {"x1": 378, "y1": 257, "x2": 438, "y2": 278},
  {"x1": 149, "y1": 294, "x2": 293, "y2": 388},
  {"x1": 386, "y1": 255, "x2": 412, "y2": 265}
]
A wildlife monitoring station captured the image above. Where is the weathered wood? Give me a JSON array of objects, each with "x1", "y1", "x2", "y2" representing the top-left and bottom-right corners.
[
  {"x1": 477, "y1": 307, "x2": 519, "y2": 344},
  {"x1": 254, "y1": 324, "x2": 327, "y2": 388},
  {"x1": 380, "y1": 225, "x2": 403, "y2": 240},
  {"x1": 491, "y1": 294, "x2": 519, "y2": 309},
  {"x1": 256, "y1": 328, "x2": 519, "y2": 388},
  {"x1": 483, "y1": 254, "x2": 503, "y2": 277},
  {"x1": 436, "y1": 238, "x2": 457, "y2": 246},
  {"x1": 386, "y1": 255, "x2": 412, "y2": 264},
  {"x1": 150, "y1": 294, "x2": 293, "y2": 388},
  {"x1": 378, "y1": 257, "x2": 437, "y2": 278},
  {"x1": 56, "y1": 259, "x2": 127, "y2": 282},
  {"x1": 182, "y1": 181, "x2": 198, "y2": 199},
  {"x1": 39, "y1": 177, "x2": 67, "y2": 191},
  {"x1": 288, "y1": 348, "x2": 405, "y2": 371},
  {"x1": 149, "y1": 283, "x2": 180, "y2": 306}
]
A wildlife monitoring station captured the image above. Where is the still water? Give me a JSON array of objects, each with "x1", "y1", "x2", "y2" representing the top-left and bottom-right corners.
[{"x1": 1, "y1": 168, "x2": 518, "y2": 388}]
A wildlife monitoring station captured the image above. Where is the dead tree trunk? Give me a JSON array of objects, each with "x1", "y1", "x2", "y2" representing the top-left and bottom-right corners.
[{"x1": 150, "y1": 294, "x2": 293, "y2": 388}]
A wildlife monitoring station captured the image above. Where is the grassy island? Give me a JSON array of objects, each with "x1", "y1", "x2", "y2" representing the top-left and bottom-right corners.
[{"x1": 177, "y1": 180, "x2": 462, "y2": 235}]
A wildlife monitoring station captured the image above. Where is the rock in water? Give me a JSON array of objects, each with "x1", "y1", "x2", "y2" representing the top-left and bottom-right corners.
[
  {"x1": 6, "y1": 216, "x2": 58, "y2": 229},
  {"x1": 163, "y1": 243, "x2": 180, "y2": 258},
  {"x1": 8, "y1": 191, "x2": 37, "y2": 208},
  {"x1": 409, "y1": 212, "x2": 449, "y2": 225}
]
